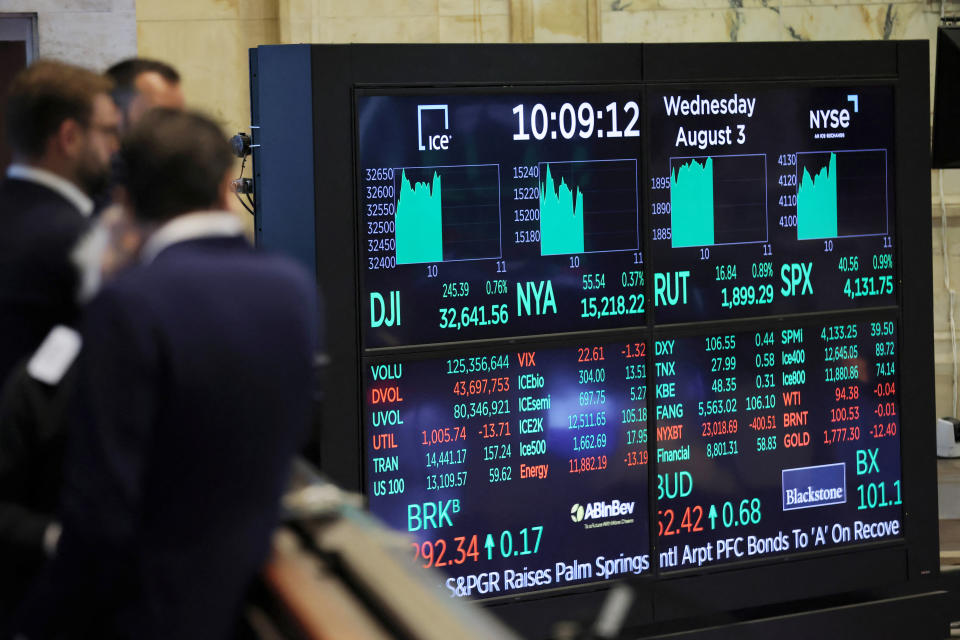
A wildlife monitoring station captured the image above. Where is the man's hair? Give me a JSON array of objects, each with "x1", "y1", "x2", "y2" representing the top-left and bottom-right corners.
[
  {"x1": 105, "y1": 58, "x2": 180, "y2": 115},
  {"x1": 4, "y1": 60, "x2": 114, "y2": 159},
  {"x1": 121, "y1": 109, "x2": 234, "y2": 223}
]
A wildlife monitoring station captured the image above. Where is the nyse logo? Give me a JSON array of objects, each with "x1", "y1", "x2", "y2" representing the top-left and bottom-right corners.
[
  {"x1": 809, "y1": 94, "x2": 859, "y2": 130},
  {"x1": 418, "y1": 104, "x2": 451, "y2": 151}
]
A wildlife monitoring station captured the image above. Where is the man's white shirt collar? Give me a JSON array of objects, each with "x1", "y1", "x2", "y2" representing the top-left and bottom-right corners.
[
  {"x1": 6, "y1": 164, "x2": 94, "y2": 217},
  {"x1": 140, "y1": 211, "x2": 246, "y2": 264}
]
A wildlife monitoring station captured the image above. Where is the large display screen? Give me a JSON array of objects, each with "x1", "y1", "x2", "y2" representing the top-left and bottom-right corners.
[
  {"x1": 647, "y1": 86, "x2": 895, "y2": 323},
  {"x1": 365, "y1": 340, "x2": 651, "y2": 598},
  {"x1": 357, "y1": 83, "x2": 903, "y2": 601}
]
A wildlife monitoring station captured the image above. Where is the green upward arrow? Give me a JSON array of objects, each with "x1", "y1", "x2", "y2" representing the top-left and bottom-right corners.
[
  {"x1": 484, "y1": 534, "x2": 495, "y2": 560},
  {"x1": 708, "y1": 505, "x2": 718, "y2": 530}
]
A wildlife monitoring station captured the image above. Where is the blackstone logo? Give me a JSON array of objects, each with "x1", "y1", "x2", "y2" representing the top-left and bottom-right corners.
[
  {"x1": 570, "y1": 499, "x2": 635, "y2": 524},
  {"x1": 782, "y1": 462, "x2": 846, "y2": 511}
]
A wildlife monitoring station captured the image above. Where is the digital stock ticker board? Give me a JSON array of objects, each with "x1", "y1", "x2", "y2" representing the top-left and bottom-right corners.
[{"x1": 357, "y1": 86, "x2": 903, "y2": 600}]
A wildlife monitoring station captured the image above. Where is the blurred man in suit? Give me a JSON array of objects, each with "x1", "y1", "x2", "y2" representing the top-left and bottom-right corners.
[
  {"x1": 91, "y1": 58, "x2": 184, "y2": 218},
  {"x1": 0, "y1": 61, "x2": 119, "y2": 387},
  {"x1": 0, "y1": 59, "x2": 183, "y2": 622},
  {"x1": 14, "y1": 109, "x2": 317, "y2": 640},
  {"x1": 0, "y1": 61, "x2": 117, "y2": 618},
  {"x1": 81, "y1": 58, "x2": 186, "y2": 290},
  {"x1": 106, "y1": 58, "x2": 184, "y2": 133}
]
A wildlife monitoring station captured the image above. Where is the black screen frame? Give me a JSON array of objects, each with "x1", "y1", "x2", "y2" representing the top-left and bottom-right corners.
[{"x1": 261, "y1": 41, "x2": 936, "y2": 637}]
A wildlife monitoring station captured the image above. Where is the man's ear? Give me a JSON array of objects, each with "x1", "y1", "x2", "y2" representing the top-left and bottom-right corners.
[
  {"x1": 216, "y1": 170, "x2": 233, "y2": 211},
  {"x1": 53, "y1": 118, "x2": 84, "y2": 160}
]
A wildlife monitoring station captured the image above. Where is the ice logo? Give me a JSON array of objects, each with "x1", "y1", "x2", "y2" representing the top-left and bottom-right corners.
[
  {"x1": 570, "y1": 503, "x2": 585, "y2": 523},
  {"x1": 417, "y1": 104, "x2": 450, "y2": 151}
]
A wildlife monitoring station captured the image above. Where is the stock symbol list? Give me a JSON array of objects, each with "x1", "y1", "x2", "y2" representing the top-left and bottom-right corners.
[
  {"x1": 365, "y1": 340, "x2": 650, "y2": 599},
  {"x1": 655, "y1": 319, "x2": 901, "y2": 570}
]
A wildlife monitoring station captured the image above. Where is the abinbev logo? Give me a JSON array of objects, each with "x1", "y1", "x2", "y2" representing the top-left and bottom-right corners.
[{"x1": 570, "y1": 499, "x2": 636, "y2": 523}]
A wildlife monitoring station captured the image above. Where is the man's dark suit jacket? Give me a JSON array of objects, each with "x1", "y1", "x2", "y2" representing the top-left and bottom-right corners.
[
  {"x1": 16, "y1": 234, "x2": 317, "y2": 639},
  {"x1": 0, "y1": 361, "x2": 75, "y2": 619},
  {"x1": 0, "y1": 178, "x2": 87, "y2": 387}
]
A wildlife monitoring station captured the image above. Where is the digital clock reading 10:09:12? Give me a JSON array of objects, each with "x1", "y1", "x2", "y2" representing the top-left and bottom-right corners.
[{"x1": 513, "y1": 102, "x2": 641, "y2": 141}]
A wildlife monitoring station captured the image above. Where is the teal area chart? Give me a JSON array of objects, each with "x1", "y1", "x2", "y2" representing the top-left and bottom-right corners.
[
  {"x1": 669, "y1": 154, "x2": 768, "y2": 247},
  {"x1": 395, "y1": 169, "x2": 444, "y2": 264},
  {"x1": 670, "y1": 157, "x2": 715, "y2": 247},
  {"x1": 795, "y1": 150, "x2": 888, "y2": 240},
  {"x1": 796, "y1": 154, "x2": 839, "y2": 240},
  {"x1": 393, "y1": 164, "x2": 502, "y2": 264},
  {"x1": 539, "y1": 164, "x2": 586, "y2": 255},
  {"x1": 538, "y1": 160, "x2": 639, "y2": 256}
]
